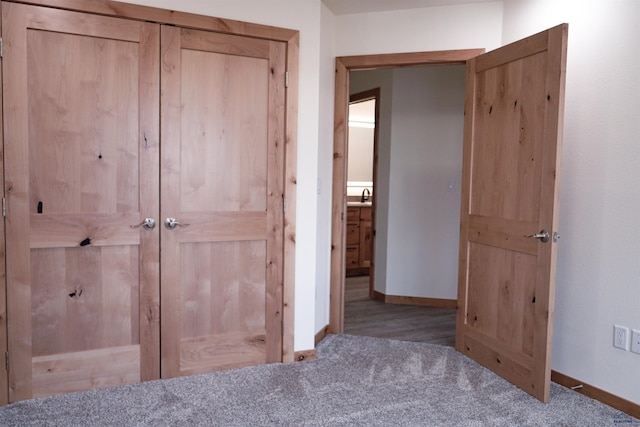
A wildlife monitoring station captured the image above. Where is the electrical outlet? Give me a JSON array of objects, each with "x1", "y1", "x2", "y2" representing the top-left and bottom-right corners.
[
  {"x1": 631, "y1": 329, "x2": 640, "y2": 355},
  {"x1": 614, "y1": 325, "x2": 629, "y2": 351}
]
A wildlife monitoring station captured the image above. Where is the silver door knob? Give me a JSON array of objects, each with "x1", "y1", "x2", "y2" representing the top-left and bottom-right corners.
[
  {"x1": 165, "y1": 217, "x2": 189, "y2": 230},
  {"x1": 525, "y1": 229, "x2": 550, "y2": 243},
  {"x1": 131, "y1": 217, "x2": 156, "y2": 231}
]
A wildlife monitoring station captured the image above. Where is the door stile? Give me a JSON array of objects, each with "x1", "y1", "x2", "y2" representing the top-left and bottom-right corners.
[
  {"x1": 159, "y1": 24, "x2": 181, "y2": 379},
  {"x1": 266, "y1": 40, "x2": 286, "y2": 362},
  {"x1": 455, "y1": 55, "x2": 477, "y2": 352},
  {"x1": 0, "y1": 0, "x2": 8, "y2": 407},
  {"x1": 138, "y1": 22, "x2": 161, "y2": 382},
  {"x1": 3, "y1": 4, "x2": 35, "y2": 401},
  {"x1": 531, "y1": 24, "x2": 568, "y2": 397},
  {"x1": 1, "y1": 0, "x2": 297, "y2": 402}
]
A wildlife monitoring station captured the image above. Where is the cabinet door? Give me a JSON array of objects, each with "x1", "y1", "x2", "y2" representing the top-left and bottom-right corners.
[
  {"x1": 346, "y1": 223, "x2": 360, "y2": 245},
  {"x1": 359, "y1": 221, "x2": 372, "y2": 267},
  {"x1": 346, "y1": 246, "x2": 360, "y2": 269},
  {"x1": 2, "y1": 3, "x2": 160, "y2": 401},
  {"x1": 160, "y1": 26, "x2": 285, "y2": 377}
]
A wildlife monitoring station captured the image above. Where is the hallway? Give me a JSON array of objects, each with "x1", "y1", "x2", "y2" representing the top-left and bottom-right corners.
[{"x1": 344, "y1": 276, "x2": 457, "y2": 347}]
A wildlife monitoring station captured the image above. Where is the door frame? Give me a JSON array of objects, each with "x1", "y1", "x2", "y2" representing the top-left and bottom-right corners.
[
  {"x1": 0, "y1": 0, "x2": 299, "y2": 405},
  {"x1": 329, "y1": 49, "x2": 484, "y2": 334}
]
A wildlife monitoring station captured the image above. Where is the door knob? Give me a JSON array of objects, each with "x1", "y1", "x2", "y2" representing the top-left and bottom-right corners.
[
  {"x1": 165, "y1": 217, "x2": 190, "y2": 230},
  {"x1": 131, "y1": 217, "x2": 156, "y2": 231},
  {"x1": 525, "y1": 229, "x2": 550, "y2": 243}
]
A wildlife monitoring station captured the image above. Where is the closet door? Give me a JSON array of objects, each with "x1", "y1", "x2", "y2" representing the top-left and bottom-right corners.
[
  {"x1": 2, "y1": 3, "x2": 160, "y2": 401},
  {"x1": 160, "y1": 26, "x2": 285, "y2": 377}
]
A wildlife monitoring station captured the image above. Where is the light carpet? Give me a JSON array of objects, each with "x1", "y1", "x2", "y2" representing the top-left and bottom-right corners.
[{"x1": 0, "y1": 334, "x2": 635, "y2": 426}]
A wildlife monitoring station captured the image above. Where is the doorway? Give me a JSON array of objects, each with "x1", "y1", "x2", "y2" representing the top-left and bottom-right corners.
[
  {"x1": 345, "y1": 89, "x2": 379, "y2": 298},
  {"x1": 329, "y1": 49, "x2": 484, "y2": 334}
]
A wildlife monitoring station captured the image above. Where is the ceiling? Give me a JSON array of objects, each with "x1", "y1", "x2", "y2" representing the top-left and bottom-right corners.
[{"x1": 322, "y1": 0, "x2": 497, "y2": 15}]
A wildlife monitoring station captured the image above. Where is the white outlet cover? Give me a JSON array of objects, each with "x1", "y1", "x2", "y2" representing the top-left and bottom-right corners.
[
  {"x1": 614, "y1": 325, "x2": 629, "y2": 351},
  {"x1": 631, "y1": 329, "x2": 640, "y2": 354}
]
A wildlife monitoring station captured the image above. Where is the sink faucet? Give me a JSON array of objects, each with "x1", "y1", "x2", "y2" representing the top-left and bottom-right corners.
[{"x1": 361, "y1": 188, "x2": 371, "y2": 203}]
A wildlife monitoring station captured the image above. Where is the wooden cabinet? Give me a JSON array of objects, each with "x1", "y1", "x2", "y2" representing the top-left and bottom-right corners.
[{"x1": 346, "y1": 206, "x2": 372, "y2": 275}]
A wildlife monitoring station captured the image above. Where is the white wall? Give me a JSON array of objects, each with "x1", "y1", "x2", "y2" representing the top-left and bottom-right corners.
[
  {"x1": 385, "y1": 65, "x2": 465, "y2": 299},
  {"x1": 347, "y1": 65, "x2": 465, "y2": 300},
  {"x1": 315, "y1": 2, "x2": 336, "y2": 335},
  {"x1": 502, "y1": 0, "x2": 640, "y2": 405},
  {"x1": 121, "y1": 0, "x2": 322, "y2": 352},
  {"x1": 334, "y1": 2, "x2": 504, "y2": 56},
  {"x1": 349, "y1": 69, "x2": 395, "y2": 296}
]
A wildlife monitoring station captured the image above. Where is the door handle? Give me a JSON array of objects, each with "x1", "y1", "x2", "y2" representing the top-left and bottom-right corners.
[
  {"x1": 165, "y1": 217, "x2": 190, "y2": 230},
  {"x1": 525, "y1": 229, "x2": 550, "y2": 243},
  {"x1": 131, "y1": 217, "x2": 156, "y2": 231}
]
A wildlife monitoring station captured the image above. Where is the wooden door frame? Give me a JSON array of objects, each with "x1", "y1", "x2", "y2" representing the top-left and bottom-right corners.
[
  {"x1": 329, "y1": 49, "x2": 484, "y2": 334},
  {"x1": 0, "y1": 0, "x2": 298, "y2": 404},
  {"x1": 0, "y1": 2, "x2": 6, "y2": 407}
]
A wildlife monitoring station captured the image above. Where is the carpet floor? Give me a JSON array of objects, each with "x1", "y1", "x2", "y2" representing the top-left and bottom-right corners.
[{"x1": 0, "y1": 334, "x2": 635, "y2": 426}]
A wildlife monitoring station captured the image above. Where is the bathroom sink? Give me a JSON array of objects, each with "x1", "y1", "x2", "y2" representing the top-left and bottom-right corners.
[{"x1": 347, "y1": 201, "x2": 372, "y2": 207}]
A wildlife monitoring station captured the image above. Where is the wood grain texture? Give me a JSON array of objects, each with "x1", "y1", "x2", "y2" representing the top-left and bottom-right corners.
[
  {"x1": 137, "y1": 21, "x2": 161, "y2": 383},
  {"x1": 160, "y1": 26, "x2": 285, "y2": 378},
  {"x1": 329, "y1": 57, "x2": 349, "y2": 334},
  {"x1": 179, "y1": 241, "x2": 266, "y2": 340},
  {"x1": 3, "y1": 3, "x2": 160, "y2": 401},
  {"x1": 266, "y1": 40, "x2": 286, "y2": 364},
  {"x1": 30, "y1": 246, "x2": 139, "y2": 356},
  {"x1": 31, "y1": 346, "x2": 140, "y2": 398},
  {"x1": 330, "y1": 50, "x2": 485, "y2": 336},
  {"x1": 456, "y1": 24, "x2": 568, "y2": 403},
  {"x1": 282, "y1": 32, "x2": 299, "y2": 364},
  {"x1": 159, "y1": 24, "x2": 182, "y2": 379},
  {"x1": 0, "y1": 0, "x2": 8, "y2": 407},
  {"x1": 4, "y1": 2, "x2": 39, "y2": 401},
  {"x1": 180, "y1": 333, "x2": 266, "y2": 376}
]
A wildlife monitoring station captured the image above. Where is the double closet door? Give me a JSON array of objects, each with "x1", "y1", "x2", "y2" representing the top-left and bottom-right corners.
[{"x1": 3, "y1": 2, "x2": 285, "y2": 402}]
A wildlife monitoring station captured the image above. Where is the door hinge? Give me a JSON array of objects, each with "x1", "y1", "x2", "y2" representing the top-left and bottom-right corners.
[
  {"x1": 5, "y1": 352, "x2": 8, "y2": 371},
  {"x1": 2, "y1": 197, "x2": 5, "y2": 218},
  {"x1": 0, "y1": 37, "x2": 3, "y2": 59},
  {"x1": 341, "y1": 211, "x2": 344, "y2": 221},
  {"x1": 281, "y1": 319, "x2": 284, "y2": 336},
  {"x1": 285, "y1": 71, "x2": 289, "y2": 88},
  {"x1": 283, "y1": 197, "x2": 287, "y2": 214}
]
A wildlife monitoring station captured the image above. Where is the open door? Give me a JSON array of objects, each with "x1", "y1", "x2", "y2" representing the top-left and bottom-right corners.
[{"x1": 456, "y1": 24, "x2": 568, "y2": 403}]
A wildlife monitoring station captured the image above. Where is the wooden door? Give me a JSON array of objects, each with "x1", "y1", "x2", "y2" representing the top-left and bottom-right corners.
[
  {"x1": 160, "y1": 26, "x2": 285, "y2": 377},
  {"x1": 456, "y1": 24, "x2": 568, "y2": 402},
  {"x1": 2, "y1": 3, "x2": 160, "y2": 401}
]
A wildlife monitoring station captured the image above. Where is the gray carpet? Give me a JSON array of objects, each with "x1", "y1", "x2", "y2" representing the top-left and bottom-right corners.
[{"x1": 0, "y1": 334, "x2": 635, "y2": 426}]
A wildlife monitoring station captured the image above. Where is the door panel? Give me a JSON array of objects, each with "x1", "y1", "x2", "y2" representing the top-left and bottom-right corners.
[
  {"x1": 2, "y1": 3, "x2": 160, "y2": 401},
  {"x1": 456, "y1": 24, "x2": 567, "y2": 402},
  {"x1": 160, "y1": 26, "x2": 285, "y2": 377}
]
